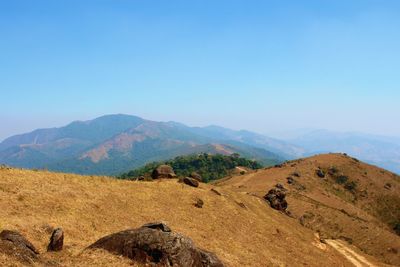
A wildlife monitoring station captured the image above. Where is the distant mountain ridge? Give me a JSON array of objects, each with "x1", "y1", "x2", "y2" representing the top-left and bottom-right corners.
[
  {"x1": 0, "y1": 114, "x2": 289, "y2": 175},
  {"x1": 2, "y1": 115, "x2": 399, "y2": 175}
]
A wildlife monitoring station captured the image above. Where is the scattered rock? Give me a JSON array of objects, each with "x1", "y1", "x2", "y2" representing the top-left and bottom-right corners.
[
  {"x1": 264, "y1": 187, "x2": 288, "y2": 212},
  {"x1": 316, "y1": 169, "x2": 325, "y2": 178},
  {"x1": 87, "y1": 222, "x2": 224, "y2": 267},
  {"x1": 194, "y1": 198, "x2": 204, "y2": 208},
  {"x1": 235, "y1": 201, "x2": 247, "y2": 209},
  {"x1": 190, "y1": 172, "x2": 203, "y2": 182},
  {"x1": 183, "y1": 177, "x2": 199, "y2": 188},
  {"x1": 275, "y1": 183, "x2": 285, "y2": 190},
  {"x1": 274, "y1": 164, "x2": 283, "y2": 168},
  {"x1": 292, "y1": 172, "x2": 300, "y2": 177},
  {"x1": 47, "y1": 228, "x2": 64, "y2": 252},
  {"x1": 286, "y1": 177, "x2": 294, "y2": 184},
  {"x1": 384, "y1": 183, "x2": 392, "y2": 190},
  {"x1": 328, "y1": 166, "x2": 338, "y2": 175},
  {"x1": 0, "y1": 230, "x2": 39, "y2": 264},
  {"x1": 152, "y1": 165, "x2": 177, "y2": 179}
]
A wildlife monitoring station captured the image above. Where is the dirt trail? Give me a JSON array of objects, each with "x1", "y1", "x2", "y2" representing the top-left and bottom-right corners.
[{"x1": 326, "y1": 240, "x2": 376, "y2": 267}]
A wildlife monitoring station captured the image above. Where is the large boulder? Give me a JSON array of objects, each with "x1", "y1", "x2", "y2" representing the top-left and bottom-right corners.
[
  {"x1": 0, "y1": 230, "x2": 39, "y2": 264},
  {"x1": 87, "y1": 222, "x2": 224, "y2": 267},
  {"x1": 152, "y1": 165, "x2": 177, "y2": 179}
]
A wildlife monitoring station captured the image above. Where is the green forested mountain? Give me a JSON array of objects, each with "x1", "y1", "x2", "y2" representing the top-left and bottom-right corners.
[
  {"x1": 119, "y1": 153, "x2": 263, "y2": 182},
  {"x1": 0, "y1": 114, "x2": 286, "y2": 175}
]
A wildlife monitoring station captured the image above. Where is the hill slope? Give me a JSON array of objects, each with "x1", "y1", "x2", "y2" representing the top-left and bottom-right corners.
[
  {"x1": 288, "y1": 130, "x2": 400, "y2": 174},
  {"x1": 0, "y1": 166, "x2": 367, "y2": 267},
  {"x1": 0, "y1": 115, "x2": 285, "y2": 175},
  {"x1": 216, "y1": 153, "x2": 400, "y2": 265}
]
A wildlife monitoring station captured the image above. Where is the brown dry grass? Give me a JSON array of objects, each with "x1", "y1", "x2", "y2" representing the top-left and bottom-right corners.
[
  {"x1": 216, "y1": 153, "x2": 400, "y2": 266},
  {"x1": 0, "y1": 166, "x2": 349, "y2": 266}
]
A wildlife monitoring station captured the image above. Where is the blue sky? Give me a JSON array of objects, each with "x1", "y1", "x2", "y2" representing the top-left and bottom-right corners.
[{"x1": 1, "y1": 0, "x2": 399, "y2": 140}]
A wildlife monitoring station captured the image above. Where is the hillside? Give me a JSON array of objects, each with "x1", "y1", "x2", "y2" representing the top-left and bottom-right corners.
[
  {"x1": 119, "y1": 153, "x2": 263, "y2": 182},
  {"x1": 215, "y1": 153, "x2": 400, "y2": 265},
  {"x1": 0, "y1": 165, "x2": 376, "y2": 267},
  {"x1": 0, "y1": 114, "x2": 285, "y2": 175},
  {"x1": 287, "y1": 130, "x2": 400, "y2": 174}
]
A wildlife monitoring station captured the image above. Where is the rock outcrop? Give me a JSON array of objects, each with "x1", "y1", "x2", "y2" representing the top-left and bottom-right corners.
[
  {"x1": 152, "y1": 165, "x2": 177, "y2": 179},
  {"x1": 87, "y1": 222, "x2": 224, "y2": 267},
  {"x1": 47, "y1": 228, "x2": 64, "y2": 252},
  {"x1": 264, "y1": 187, "x2": 288, "y2": 212},
  {"x1": 0, "y1": 230, "x2": 39, "y2": 264}
]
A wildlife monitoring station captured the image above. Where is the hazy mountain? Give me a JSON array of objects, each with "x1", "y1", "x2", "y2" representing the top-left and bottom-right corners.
[
  {"x1": 288, "y1": 130, "x2": 400, "y2": 174},
  {"x1": 169, "y1": 123, "x2": 305, "y2": 158},
  {"x1": 0, "y1": 114, "x2": 286, "y2": 175}
]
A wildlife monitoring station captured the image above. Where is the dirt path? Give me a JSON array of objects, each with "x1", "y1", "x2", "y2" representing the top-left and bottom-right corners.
[{"x1": 326, "y1": 240, "x2": 376, "y2": 267}]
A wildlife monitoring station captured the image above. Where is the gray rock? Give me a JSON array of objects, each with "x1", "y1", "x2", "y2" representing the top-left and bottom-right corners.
[
  {"x1": 0, "y1": 230, "x2": 39, "y2": 264},
  {"x1": 152, "y1": 165, "x2": 177, "y2": 179},
  {"x1": 87, "y1": 223, "x2": 224, "y2": 266}
]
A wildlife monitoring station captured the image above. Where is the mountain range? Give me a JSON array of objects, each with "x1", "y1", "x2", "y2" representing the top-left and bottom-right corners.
[
  {"x1": 0, "y1": 114, "x2": 291, "y2": 175},
  {"x1": 1, "y1": 114, "x2": 399, "y2": 175}
]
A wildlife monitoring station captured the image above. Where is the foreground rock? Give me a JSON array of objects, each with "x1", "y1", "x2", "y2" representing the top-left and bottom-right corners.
[
  {"x1": 183, "y1": 177, "x2": 200, "y2": 188},
  {"x1": 152, "y1": 165, "x2": 177, "y2": 179},
  {"x1": 0, "y1": 230, "x2": 39, "y2": 264},
  {"x1": 88, "y1": 222, "x2": 224, "y2": 267},
  {"x1": 264, "y1": 186, "x2": 288, "y2": 212},
  {"x1": 47, "y1": 228, "x2": 64, "y2": 252}
]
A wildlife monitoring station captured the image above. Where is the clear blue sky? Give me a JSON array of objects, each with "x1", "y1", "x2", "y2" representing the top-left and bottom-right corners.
[{"x1": 1, "y1": 0, "x2": 399, "y2": 141}]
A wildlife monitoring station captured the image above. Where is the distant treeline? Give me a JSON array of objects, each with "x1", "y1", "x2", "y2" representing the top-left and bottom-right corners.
[{"x1": 119, "y1": 153, "x2": 263, "y2": 182}]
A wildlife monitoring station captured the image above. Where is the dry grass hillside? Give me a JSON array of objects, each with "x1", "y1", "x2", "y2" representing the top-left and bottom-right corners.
[
  {"x1": 0, "y1": 164, "x2": 363, "y2": 267},
  {"x1": 215, "y1": 153, "x2": 400, "y2": 266}
]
